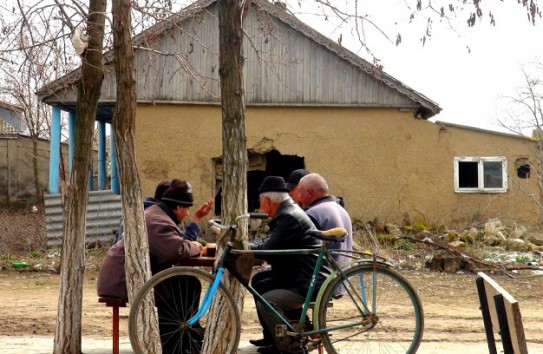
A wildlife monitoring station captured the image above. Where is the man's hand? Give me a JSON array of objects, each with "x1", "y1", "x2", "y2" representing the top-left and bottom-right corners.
[
  {"x1": 191, "y1": 240, "x2": 204, "y2": 255},
  {"x1": 193, "y1": 199, "x2": 213, "y2": 222}
]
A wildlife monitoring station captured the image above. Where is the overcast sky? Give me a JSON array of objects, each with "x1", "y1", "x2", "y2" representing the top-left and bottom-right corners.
[
  {"x1": 296, "y1": 0, "x2": 543, "y2": 134},
  {"x1": 2, "y1": 1, "x2": 541, "y2": 136}
]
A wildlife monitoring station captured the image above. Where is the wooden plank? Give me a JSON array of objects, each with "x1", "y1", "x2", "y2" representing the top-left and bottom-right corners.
[
  {"x1": 476, "y1": 277, "x2": 498, "y2": 354},
  {"x1": 503, "y1": 294, "x2": 528, "y2": 354},
  {"x1": 495, "y1": 294, "x2": 514, "y2": 354},
  {"x1": 476, "y1": 272, "x2": 528, "y2": 354}
]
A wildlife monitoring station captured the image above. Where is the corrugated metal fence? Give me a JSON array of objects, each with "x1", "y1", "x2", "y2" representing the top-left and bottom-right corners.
[{"x1": 44, "y1": 190, "x2": 122, "y2": 247}]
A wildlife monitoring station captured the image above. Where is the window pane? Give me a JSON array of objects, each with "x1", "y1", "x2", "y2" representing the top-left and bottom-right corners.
[
  {"x1": 458, "y1": 161, "x2": 478, "y2": 188},
  {"x1": 483, "y1": 161, "x2": 503, "y2": 188}
]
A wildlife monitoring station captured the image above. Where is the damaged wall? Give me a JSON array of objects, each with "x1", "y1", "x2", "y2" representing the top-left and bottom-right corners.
[{"x1": 136, "y1": 103, "x2": 541, "y2": 228}]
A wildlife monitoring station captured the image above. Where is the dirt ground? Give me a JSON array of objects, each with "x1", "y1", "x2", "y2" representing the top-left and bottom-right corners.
[
  {"x1": 0, "y1": 252, "x2": 542, "y2": 352},
  {"x1": 1, "y1": 205, "x2": 543, "y2": 352}
]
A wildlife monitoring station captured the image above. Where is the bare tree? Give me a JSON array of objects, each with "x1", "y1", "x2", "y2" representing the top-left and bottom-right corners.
[
  {"x1": 497, "y1": 63, "x2": 543, "y2": 226},
  {"x1": 201, "y1": 0, "x2": 253, "y2": 351},
  {"x1": 0, "y1": 2, "x2": 78, "y2": 202},
  {"x1": 111, "y1": 0, "x2": 161, "y2": 351},
  {"x1": 53, "y1": 0, "x2": 107, "y2": 352}
]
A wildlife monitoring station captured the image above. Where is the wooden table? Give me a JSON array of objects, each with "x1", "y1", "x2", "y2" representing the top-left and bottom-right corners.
[{"x1": 177, "y1": 256, "x2": 216, "y2": 267}]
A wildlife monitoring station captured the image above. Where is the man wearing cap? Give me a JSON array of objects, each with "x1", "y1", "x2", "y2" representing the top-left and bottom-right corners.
[
  {"x1": 97, "y1": 178, "x2": 212, "y2": 300},
  {"x1": 285, "y1": 168, "x2": 310, "y2": 205},
  {"x1": 97, "y1": 178, "x2": 212, "y2": 353},
  {"x1": 250, "y1": 176, "x2": 330, "y2": 354}
]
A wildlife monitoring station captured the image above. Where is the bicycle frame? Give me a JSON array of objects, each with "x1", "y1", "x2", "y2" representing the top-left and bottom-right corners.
[{"x1": 187, "y1": 221, "x2": 390, "y2": 339}]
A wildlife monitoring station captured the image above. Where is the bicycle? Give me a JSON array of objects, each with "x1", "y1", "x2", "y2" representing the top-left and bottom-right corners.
[{"x1": 129, "y1": 213, "x2": 424, "y2": 354}]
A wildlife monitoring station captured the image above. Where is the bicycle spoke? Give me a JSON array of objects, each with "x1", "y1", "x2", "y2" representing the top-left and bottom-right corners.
[
  {"x1": 129, "y1": 267, "x2": 240, "y2": 354},
  {"x1": 318, "y1": 264, "x2": 423, "y2": 354}
]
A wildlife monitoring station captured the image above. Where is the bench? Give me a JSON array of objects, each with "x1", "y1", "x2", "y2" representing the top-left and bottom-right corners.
[
  {"x1": 476, "y1": 272, "x2": 528, "y2": 354},
  {"x1": 99, "y1": 296, "x2": 127, "y2": 354}
]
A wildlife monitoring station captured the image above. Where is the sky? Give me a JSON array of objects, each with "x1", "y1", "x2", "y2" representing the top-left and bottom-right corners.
[
  {"x1": 2, "y1": 0, "x2": 541, "y2": 136},
  {"x1": 295, "y1": 0, "x2": 543, "y2": 134}
]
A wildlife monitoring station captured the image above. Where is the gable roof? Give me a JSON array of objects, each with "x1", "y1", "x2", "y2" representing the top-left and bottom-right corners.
[{"x1": 37, "y1": 0, "x2": 441, "y2": 119}]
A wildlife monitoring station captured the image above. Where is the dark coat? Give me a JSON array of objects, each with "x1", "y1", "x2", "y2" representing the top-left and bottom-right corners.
[
  {"x1": 97, "y1": 204, "x2": 201, "y2": 301},
  {"x1": 251, "y1": 198, "x2": 331, "y2": 296}
]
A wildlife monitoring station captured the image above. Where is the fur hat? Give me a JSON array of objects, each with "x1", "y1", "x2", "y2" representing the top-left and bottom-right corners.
[
  {"x1": 161, "y1": 178, "x2": 194, "y2": 207},
  {"x1": 258, "y1": 176, "x2": 290, "y2": 194}
]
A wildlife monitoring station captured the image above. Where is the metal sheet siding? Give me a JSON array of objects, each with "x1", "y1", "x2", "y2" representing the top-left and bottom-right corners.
[{"x1": 44, "y1": 190, "x2": 122, "y2": 247}]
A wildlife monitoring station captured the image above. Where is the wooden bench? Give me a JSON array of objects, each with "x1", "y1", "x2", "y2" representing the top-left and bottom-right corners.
[
  {"x1": 476, "y1": 272, "x2": 528, "y2": 354},
  {"x1": 99, "y1": 296, "x2": 127, "y2": 354}
]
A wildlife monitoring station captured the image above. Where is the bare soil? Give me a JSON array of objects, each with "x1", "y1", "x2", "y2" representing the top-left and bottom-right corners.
[
  {"x1": 1, "y1": 206, "x2": 543, "y2": 351},
  {"x1": 0, "y1": 254, "x2": 542, "y2": 349}
]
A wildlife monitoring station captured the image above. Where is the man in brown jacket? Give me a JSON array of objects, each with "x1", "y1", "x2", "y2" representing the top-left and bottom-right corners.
[
  {"x1": 97, "y1": 178, "x2": 212, "y2": 353},
  {"x1": 97, "y1": 178, "x2": 212, "y2": 300}
]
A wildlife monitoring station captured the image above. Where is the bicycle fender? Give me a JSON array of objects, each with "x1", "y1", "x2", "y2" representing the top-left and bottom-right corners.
[{"x1": 312, "y1": 258, "x2": 392, "y2": 328}]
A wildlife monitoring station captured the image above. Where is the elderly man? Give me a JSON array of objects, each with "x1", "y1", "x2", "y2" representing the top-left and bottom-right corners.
[
  {"x1": 285, "y1": 168, "x2": 309, "y2": 205},
  {"x1": 114, "y1": 179, "x2": 172, "y2": 243},
  {"x1": 298, "y1": 173, "x2": 353, "y2": 276},
  {"x1": 97, "y1": 178, "x2": 212, "y2": 353},
  {"x1": 250, "y1": 176, "x2": 330, "y2": 354}
]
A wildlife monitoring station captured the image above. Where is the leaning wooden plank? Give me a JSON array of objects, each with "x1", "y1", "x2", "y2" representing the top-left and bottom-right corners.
[
  {"x1": 476, "y1": 276, "x2": 498, "y2": 354},
  {"x1": 495, "y1": 294, "x2": 514, "y2": 354},
  {"x1": 477, "y1": 272, "x2": 528, "y2": 354},
  {"x1": 502, "y1": 290, "x2": 528, "y2": 354}
]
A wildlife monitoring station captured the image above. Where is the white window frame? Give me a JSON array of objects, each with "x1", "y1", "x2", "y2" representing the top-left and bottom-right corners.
[{"x1": 454, "y1": 156, "x2": 508, "y2": 193}]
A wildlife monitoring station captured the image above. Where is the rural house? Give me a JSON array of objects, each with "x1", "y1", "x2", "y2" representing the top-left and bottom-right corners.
[{"x1": 37, "y1": 0, "x2": 542, "y2": 235}]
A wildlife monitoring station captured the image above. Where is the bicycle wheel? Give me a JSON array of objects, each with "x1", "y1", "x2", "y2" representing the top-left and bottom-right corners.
[
  {"x1": 129, "y1": 267, "x2": 241, "y2": 354},
  {"x1": 316, "y1": 263, "x2": 423, "y2": 354}
]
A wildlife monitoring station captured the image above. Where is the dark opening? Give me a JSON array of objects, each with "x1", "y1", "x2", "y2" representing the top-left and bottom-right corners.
[
  {"x1": 515, "y1": 158, "x2": 531, "y2": 179},
  {"x1": 213, "y1": 150, "x2": 305, "y2": 214},
  {"x1": 248, "y1": 150, "x2": 304, "y2": 211},
  {"x1": 517, "y1": 165, "x2": 530, "y2": 179},
  {"x1": 458, "y1": 161, "x2": 478, "y2": 188}
]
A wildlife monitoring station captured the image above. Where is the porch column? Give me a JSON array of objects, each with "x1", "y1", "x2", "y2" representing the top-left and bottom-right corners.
[
  {"x1": 110, "y1": 128, "x2": 119, "y2": 194},
  {"x1": 97, "y1": 120, "x2": 107, "y2": 190},
  {"x1": 68, "y1": 111, "x2": 76, "y2": 173},
  {"x1": 48, "y1": 106, "x2": 61, "y2": 193}
]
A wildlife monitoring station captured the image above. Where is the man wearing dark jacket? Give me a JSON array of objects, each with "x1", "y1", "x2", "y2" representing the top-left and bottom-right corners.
[{"x1": 250, "y1": 176, "x2": 330, "y2": 354}]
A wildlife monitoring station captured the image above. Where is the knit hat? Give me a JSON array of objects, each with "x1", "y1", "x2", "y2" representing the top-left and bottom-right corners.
[
  {"x1": 258, "y1": 176, "x2": 290, "y2": 194},
  {"x1": 161, "y1": 178, "x2": 194, "y2": 207},
  {"x1": 286, "y1": 169, "x2": 310, "y2": 190}
]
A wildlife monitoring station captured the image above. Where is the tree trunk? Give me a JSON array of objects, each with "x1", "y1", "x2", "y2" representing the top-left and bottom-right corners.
[
  {"x1": 203, "y1": 0, "x2": 252, "y2": 352},
  {"x1": 53, "y1": 0, "x2": 106, "y2": 352},
  {"x1": 111, "y1": 0, "x2": 161, "y2": 352}
]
